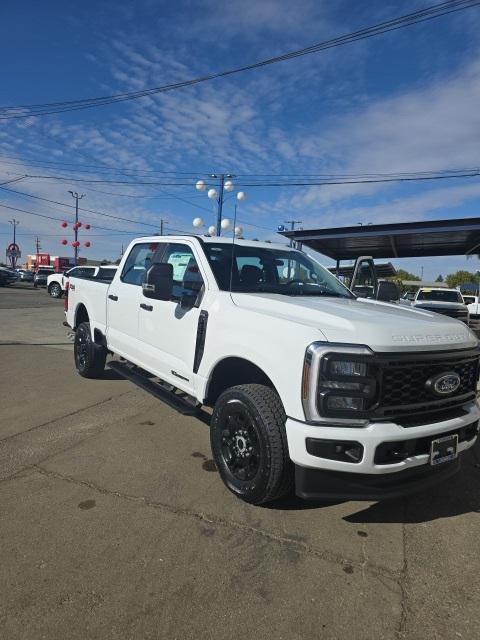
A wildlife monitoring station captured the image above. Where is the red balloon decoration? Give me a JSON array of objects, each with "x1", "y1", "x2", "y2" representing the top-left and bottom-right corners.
[
  {"x1": 84, "y1": 224, "x2": 91, "y2": 230},
  {"x1": 61, "y1": 221, "x2": 68, "y2": 228},
  {"x1": 61, "y1": 239, "x2": 68, "y2": 246},
  {"x1": 84, "y1": 241, "x2": 91, "y2": 248},
  {"x1": 77, "y1": 221, "x2": 82, "y2": 228},
  {"x1": 72, "y1": 241, "x2": 80, "y2": 248}
]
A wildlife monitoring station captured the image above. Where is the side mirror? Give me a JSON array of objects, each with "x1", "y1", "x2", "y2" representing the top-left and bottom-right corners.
[
  {"x1": 142, "y1": 263, "x2": 173, "y2": 300},
  {"x1": 376, "y1": 280, "x2": 400, "y2": 302}
]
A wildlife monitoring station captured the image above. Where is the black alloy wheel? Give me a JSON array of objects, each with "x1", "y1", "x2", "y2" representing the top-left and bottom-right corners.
[
  {"x1": 220, "y1": 402, "x2": 261, "y2": 482},
  {"x1": 210, "y1": 384, "x2": 293, "y2": 505},
  {"x1": 74, "y1": 322, "x2": 106, "y2": 378}
]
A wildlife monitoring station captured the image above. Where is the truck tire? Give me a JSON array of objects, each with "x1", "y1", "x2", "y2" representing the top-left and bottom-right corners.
[
  {"x1": 210, "y1": 384, "x2": 293, "y2": 505},
  {"x1": 74, "y1": 322, "x2": 107, "y2": 378},
  {"x1": 48, "y1": 282, "x2": 63, "y2": 298}
]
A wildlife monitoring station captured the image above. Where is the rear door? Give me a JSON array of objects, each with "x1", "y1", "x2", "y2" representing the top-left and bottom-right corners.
[
  {"x1": 137, "y1": 241, "x2": 205, "y2": 393},
  {"x1": 106, "y1": 241, "x2": 160, "y2": 362}
]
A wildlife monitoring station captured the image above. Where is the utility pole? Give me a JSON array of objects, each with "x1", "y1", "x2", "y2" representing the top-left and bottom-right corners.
[
  {"x1": 35, "y1": 237, "x2": 41, "y2": 254},
  {"x1": 68, "y1": 191, "x2": 85, "y2": 266},
  {"x1": 160, "y1": 218, "x2": 168, "y2": 235},
  {"x1": 421, "y1": 265, "x2": 424, "y2": 281},
  {"x1": 284, "y1": 219, "x2": 302, "y2": 247}
]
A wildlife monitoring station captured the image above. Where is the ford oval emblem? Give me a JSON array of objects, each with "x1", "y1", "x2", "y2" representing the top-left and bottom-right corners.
[{"x1": 425, "y1": 372, "x2": 461, "y2": 396}]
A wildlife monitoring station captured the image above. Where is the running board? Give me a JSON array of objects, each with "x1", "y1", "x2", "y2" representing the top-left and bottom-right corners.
[{"x1": 108, "y1": 361, "x2": 200, "y2": 415}]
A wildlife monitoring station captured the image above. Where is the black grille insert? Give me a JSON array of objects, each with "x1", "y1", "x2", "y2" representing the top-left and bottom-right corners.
[{"x1": 372, "y1": 348, "x2": 480, "y2": 423}]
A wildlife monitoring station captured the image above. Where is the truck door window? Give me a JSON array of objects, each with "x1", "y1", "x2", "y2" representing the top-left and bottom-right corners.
[
  {"x1": 121, "y1": 243, "x2": 160, "y2": 285},
  {"x1": 163, "y1": 244, "x2": 204, "y2": 301}
]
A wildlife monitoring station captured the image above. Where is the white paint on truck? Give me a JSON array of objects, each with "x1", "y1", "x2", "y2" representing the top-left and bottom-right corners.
[{"x1": 65, "y1": 235, "x2": 480, "y2": 504}]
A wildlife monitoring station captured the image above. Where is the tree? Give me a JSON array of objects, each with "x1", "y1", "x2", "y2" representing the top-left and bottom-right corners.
[
  {"x1": 435, "y1": 274, "x2": 444, "y2": 282},
  {"x1": 445, "y1": 270, "x2": 476, "y2": 289},
  {"x1": 387, "y1": 269, "x2": 420, "y2": 293}
]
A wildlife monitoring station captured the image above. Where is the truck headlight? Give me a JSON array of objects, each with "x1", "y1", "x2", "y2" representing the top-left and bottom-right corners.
[{"x1": 302, "y1": 343, "x2": 377, "y2": 425}]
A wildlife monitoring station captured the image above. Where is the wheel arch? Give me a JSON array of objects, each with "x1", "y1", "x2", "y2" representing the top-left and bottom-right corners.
[
  {"x1": 204, "y1": 356, "x2": 281, "y2": 406},
  {"x1": 74, "y1": 303, "x2": 90, "y2": 330}
]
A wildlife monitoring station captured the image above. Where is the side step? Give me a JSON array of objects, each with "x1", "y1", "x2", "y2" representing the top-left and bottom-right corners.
[{"x1": 108, "y1": 361, "x2": 200, "y2": 416}]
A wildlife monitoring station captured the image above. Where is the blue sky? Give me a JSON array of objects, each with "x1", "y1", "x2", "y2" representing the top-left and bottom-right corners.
[{"x1": 1, "y1": 0, "x2": 480, "y2": 278}]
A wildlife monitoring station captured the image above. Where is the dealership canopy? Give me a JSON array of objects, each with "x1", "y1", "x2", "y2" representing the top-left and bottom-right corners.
[{"x1": 281, "y1": 217, "x2": 480, "y2": 260}]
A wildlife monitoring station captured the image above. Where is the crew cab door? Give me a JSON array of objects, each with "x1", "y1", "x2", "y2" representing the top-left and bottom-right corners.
[
  {"x1": 137, "y1": 241, "x2": 205, "y2": 393},
  {"x1": 106, "y1": 241, "x2": 160, "y2": 361}
]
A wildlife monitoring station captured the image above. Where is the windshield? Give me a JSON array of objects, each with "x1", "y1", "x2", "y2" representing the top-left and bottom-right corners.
[
  {"x1": 203, "y1": 243, "x2": 353, "y2": 298},
  {"x1": 416, "y1": 289, "x2": 463, "y2": 303}
]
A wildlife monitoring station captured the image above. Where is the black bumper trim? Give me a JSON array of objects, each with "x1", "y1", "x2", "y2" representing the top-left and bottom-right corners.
[{"x1": 295, "y1": 458, "x2": 461, "y2": 501}]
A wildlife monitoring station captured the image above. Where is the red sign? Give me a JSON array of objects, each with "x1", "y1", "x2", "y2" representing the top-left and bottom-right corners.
[{"x1": 36, "y1": 253, "x2": 50, "y2": 266}]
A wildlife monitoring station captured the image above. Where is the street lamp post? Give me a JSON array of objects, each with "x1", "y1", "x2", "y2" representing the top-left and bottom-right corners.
[
  {"x1": 195, "y1": 175, "x2": 246, "y2": 236},
  {"x1": 69, "y1": 191, "x2": 85, "y2": 266}
]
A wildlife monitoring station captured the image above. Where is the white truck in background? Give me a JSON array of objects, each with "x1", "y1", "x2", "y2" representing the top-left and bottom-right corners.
[
  {"x1": 65, "y1": 236, "x2": 480, "y2": 505},
  {"x1": 411, "y1": 287, "x2": 469, "y2": 325},
  {"x1": 463, "y1": 294, "x2": 480, "y2": 334},
  {"x1": 47, "y1": 265, "x2": 117, "y2": 298}
]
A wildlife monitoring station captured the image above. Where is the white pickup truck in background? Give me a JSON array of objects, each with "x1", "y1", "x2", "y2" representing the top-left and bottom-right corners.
[
  {"x1": 463, "y1": 294, "x2": 480, "y2": 335},
  {"x1": 411, "y1": 287, "x2": 469, "y2": 325},
  {"x1": 47, "y1": 265, "x2": 117, "y2": 298},
  {"x1": 65, "y1": 235, "x2": 480, "y2": 505}
]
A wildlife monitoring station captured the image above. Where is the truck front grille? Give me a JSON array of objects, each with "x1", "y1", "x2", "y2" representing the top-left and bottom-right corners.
[
  {"x1": 371, "y1": 348, "x2": 479, "y2": 425},
  {"x1": 419, "y1": 306, "x2": 469, "y2": 324}
]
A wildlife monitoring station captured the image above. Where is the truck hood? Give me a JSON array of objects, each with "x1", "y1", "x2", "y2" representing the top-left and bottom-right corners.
[{"x1": 232, "y1": 293, "x2": 477, "y2": 351}]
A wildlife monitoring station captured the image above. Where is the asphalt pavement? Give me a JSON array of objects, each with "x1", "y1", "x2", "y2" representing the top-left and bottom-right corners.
[{"x1": 1, "y1": 284, "x2": 479, "y2": 639}]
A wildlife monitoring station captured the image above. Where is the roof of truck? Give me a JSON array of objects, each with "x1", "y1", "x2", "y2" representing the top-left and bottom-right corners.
[{"x1": 134, "y1": 235, "x2": 291, "y2": 251}]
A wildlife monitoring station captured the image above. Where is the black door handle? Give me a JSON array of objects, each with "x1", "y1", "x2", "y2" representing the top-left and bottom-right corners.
[
  {"x1": 108, "y1": 294, "x2": 118, "y2": 301},
  {"x1": 140, "y1": 303, "x2": 153, "y2": 311}
]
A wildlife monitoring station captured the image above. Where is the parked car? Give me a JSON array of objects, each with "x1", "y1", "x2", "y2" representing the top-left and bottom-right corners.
[
  {"x1": 33, "y1": 267, "x2": 55, "y2": 288},
  {"x1": 65, "y1": 236, "x2": 479, "y2": 505},
  {"x1": 16, "y1": 268, "x2": 34, "y2": 282},
  {"x1": 411, "y1": 287, "x2": 469, "y2": 324},
  {"x1": 0, "y1": 266, "x2": 19, "y2": 286},
  {"x1": 47, "y1": 265, "x2": 117, "y2": 297},
  {"x1": 463, "y1": 295, "x2": 480, "y2": 334}
]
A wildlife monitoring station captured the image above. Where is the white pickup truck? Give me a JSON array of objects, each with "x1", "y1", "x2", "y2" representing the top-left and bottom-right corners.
[
  {"x1": 65, "y1": 236, "x2": 480, "y2": 504},
  {"x1": 411, "y1": 287, "x2": 469, "y2": 325},
  {"x1": 47, "y1": 265, "x2": 117, "y2": 298}
]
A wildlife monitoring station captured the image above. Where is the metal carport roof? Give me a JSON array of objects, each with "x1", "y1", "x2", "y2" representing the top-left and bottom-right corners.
[{"x1": 281, "y1": 217, "x2": 480, "y2": 260}]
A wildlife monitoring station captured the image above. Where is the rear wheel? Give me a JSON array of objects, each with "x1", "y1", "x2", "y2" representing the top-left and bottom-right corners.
[
  {"x1": 210, "y1": 384, "x2": 293, "y2": 505},
  {"x1": 49, "y1": 282, "x2": 63, "y2": 298},
  {"x1": 74, "y1": 322, "x2": 107, "y2": 378}
]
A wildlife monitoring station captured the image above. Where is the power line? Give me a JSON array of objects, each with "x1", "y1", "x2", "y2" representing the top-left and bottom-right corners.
[
  {"x1": 0, "y1": 184, "x2": 162, "y2": 229},
  {"x1": 1, "y1": 1, "x2": 478, "y2": 119},
  {"x1": 0, "y1": 201, "x2": 151, "y2": 234},
  {"x1": 17, "y1": 168, "x2": 480, "y2": 188}
]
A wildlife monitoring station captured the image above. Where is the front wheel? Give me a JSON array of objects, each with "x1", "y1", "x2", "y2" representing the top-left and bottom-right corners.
[
  {"x1": 49, "y1": 282, "x2": 63, "y2": 298},
  {"x1": 74, "y1": 322, "x2": 107, "y2": 378},
  {"x1": 210, "y1": 384, "x2": 293, "y2": 505}
]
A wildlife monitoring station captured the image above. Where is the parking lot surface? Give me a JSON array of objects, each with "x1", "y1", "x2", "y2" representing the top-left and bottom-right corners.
[{"x1": 1, "y1": 285, "x2": 479, "y2": 639}]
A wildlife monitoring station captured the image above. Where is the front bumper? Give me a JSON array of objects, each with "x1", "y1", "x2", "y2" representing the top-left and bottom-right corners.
[
  {"x1": 294, "y1": 458, "x2": 462, "y2": 501},
  {"x1": 286, "y1": 401, "x2": 479, "y2": 498}
]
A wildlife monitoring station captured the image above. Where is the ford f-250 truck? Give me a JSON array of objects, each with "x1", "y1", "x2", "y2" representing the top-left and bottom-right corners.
[{"x1": 65, "y1": 235, "x2": 480, "y2": 505}]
